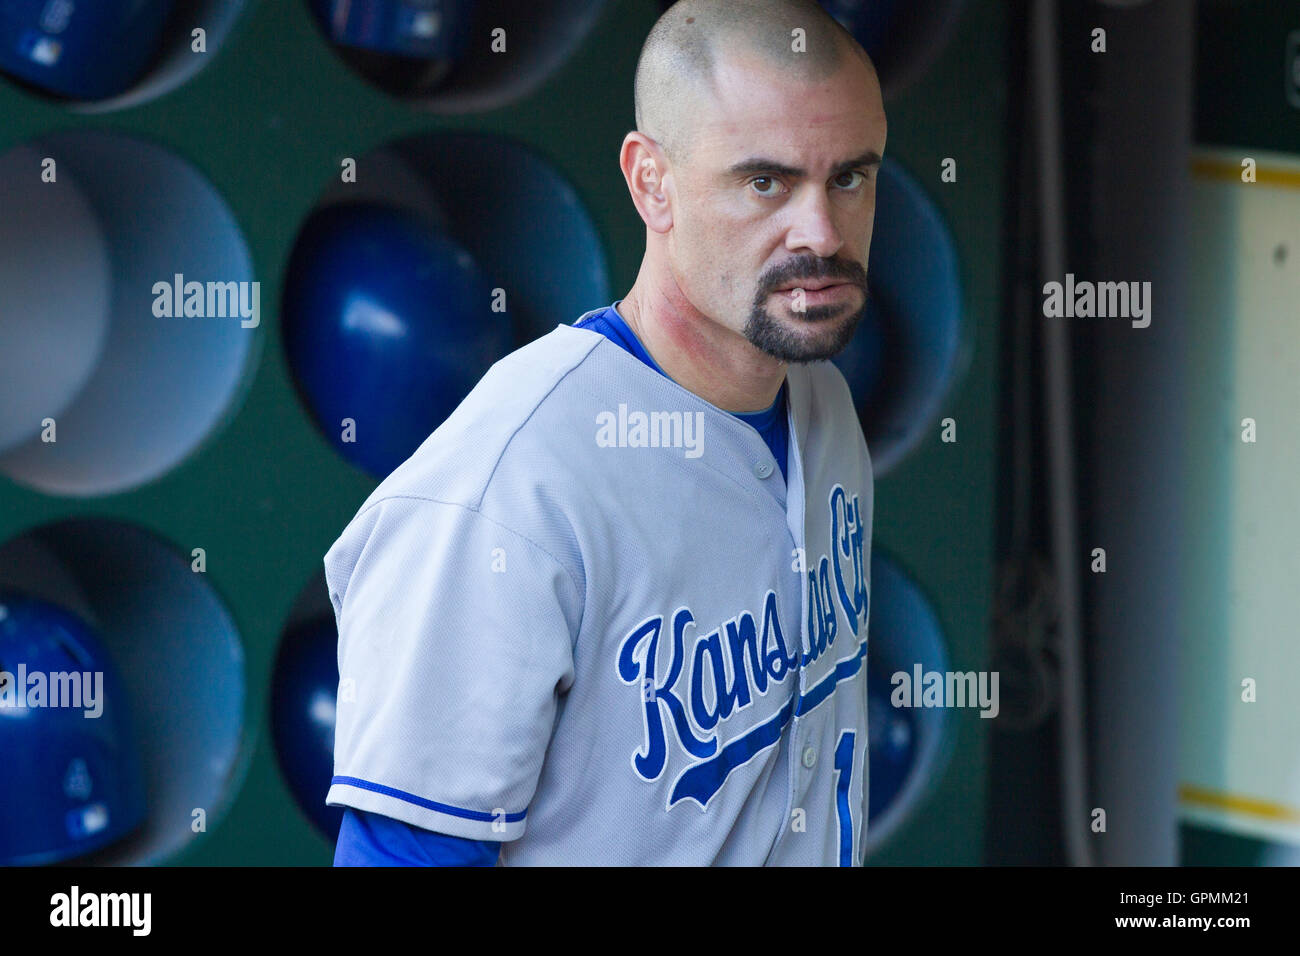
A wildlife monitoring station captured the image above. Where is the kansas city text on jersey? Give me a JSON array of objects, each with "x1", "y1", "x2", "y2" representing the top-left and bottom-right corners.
[{"x1": 617, "y1": 484, "x2": 869, "y2": 810}]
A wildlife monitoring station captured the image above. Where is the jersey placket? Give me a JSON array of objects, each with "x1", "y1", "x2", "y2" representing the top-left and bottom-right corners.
[{"x1": 762, "y1": 364, "x2": 819, "y2": 864}]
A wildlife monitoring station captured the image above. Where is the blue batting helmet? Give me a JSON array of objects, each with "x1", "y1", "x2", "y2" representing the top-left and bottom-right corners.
[{"x1": 0, "y1": 589, "x2": 147, "y2": 865}]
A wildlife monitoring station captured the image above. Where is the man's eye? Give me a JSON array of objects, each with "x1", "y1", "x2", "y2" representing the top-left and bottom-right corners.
[
  {"x1": 835, "y1": 170, "x2": 868, "y2": 190},
  {"x1": 750, "y1": 176, "x2": 783, "y2": 196}
]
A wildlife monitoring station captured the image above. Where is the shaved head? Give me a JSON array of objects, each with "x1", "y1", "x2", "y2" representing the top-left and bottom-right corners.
[{"x1": 634, "y1": 0, "x2": 875, "y2": 166}]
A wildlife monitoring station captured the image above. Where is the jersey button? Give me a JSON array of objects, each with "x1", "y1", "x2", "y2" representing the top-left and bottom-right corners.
[
  {"x1": 801, "y1": 745, "x2": 817, "y2": 768},
  {"x1": 755, "y1": 461, "x2": 773, "y2": 479}
]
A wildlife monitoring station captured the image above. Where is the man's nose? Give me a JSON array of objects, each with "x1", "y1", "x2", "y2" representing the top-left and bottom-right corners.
[{"x1": 784, "y1": 189, "x2": 845, "y2": 259}]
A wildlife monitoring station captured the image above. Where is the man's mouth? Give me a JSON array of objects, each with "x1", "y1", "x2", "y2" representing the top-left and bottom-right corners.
[
  {"x1": 772, "y1": 282, "x2": 858, "y2": 310},
  {"x1": 775, "y1": 279, "x2": 846, "y2": 292}
]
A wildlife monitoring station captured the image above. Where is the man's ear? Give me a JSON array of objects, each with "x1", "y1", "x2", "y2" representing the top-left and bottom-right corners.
[{"x1": 620, "y1": 131, "x2": 673, "y2": 234}]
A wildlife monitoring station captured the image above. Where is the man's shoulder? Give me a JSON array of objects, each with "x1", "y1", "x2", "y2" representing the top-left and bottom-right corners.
[
  {"x1": 356, "y1": 322, "x2": 609, "y2": 513},
  {"x1": 801, "y1": 356, "x2": 854, "y2": 403},
  {"x1": 787, "y1": 358, "x2": 861, "y2": 428},
  {"x1": 795, "y1": 358, "x2": 873, "y2": 473}
]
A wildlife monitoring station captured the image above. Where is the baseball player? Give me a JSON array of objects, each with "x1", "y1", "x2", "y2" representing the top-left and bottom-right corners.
[{"x1": 325, "y1": 0, "x2": 883, "y2": 866}]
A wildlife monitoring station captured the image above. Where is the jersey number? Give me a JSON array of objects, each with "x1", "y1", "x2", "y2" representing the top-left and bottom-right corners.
[{"x1": 833, "y1": 729, "x2": 857, "y2": 867}]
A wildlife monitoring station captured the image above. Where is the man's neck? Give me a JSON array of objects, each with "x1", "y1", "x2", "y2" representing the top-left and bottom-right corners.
[{"x1": 615, "y1": 288, "x2": 786, "y2": 414}]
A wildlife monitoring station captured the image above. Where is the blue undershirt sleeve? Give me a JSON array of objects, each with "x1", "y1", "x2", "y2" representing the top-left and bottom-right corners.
[{"x1": 333, "y1": 807, "x2": 502, "y2": 867}]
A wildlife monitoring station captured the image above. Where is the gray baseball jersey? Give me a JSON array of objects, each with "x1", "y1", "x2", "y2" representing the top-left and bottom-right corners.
[{"x1": 324, "y1": 316, "x2": 873, "y2": 865}]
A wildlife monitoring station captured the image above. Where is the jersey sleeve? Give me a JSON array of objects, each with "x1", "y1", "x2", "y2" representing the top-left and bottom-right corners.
[
  {"x1": 323, "y1": 495, "x2": 581, "y2": 841},
  {"x1": 333, "y1": 808, "x2": 501, "y2": 867}
]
